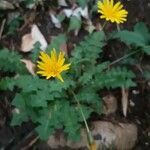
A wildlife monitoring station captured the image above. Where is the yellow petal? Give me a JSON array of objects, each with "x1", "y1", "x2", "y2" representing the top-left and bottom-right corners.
[
  {"x1": 51, "y1": 48, "x2": 57, "y2": 62},
  {"x1": 61, "y1": 63, "x2": 71, "y2": 71},
  {"x1": 56, "y1": 74, "x2": 64, "y2": 82},
  {"x1": 58, "y1": 51, "x2": 65, "y2": 66}
]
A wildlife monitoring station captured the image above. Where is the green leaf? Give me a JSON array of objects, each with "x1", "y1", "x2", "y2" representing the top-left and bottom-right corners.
[
  {"x1": 36, "y1": 124, "x2": 54, "y2": 140},
  {"x1": 11, "y1": 93, "x2": 29, "y2": 125},
  {"x1": 142, "y1": 46, "x2": 150, "y2": 55},
  {"x1": 30, "y1": 42, "x2": 41, "y2": 62},
  {"x1": 46, "y1": 34, "x2": 67, "y2": 52},
  {"x1": 71, "y1": 31, "x2": 105, "y2": 64},
  {"x1": 12, "y1": 93, "x2": 26, "y2": 108},
  {"x1": 94, "y1": 67, "x2": 136, "y2": 89},
  {"x1": 57, "y1": 14, "x2": 65, "y2": 22},
  {"x1": 6, "y1": 15, "x2": 23, "y2": 35},
  {"x1": 76, "y1": 87, "x2": 102, "y2": 113},
  {"x1": 134, "y1": 22, "x2": 150, "y2": 44},
  {"x1": 112, "y1": 30, "x2": 146, "y2": 46},
  {"x1": 0, "y1": 77, "x2": 15, "y2": 91},
  {"x1": 77, "y1": 0, "x2": 88, "y2": 8},
  {"x1": 28, "y1": 92, "x2": 48, "y2": 107},
  {"x1": 0, "y1": 49, "x2": 26, "y2": 74},
  {"x1": 11, "y1": 110, "x2": 29, "y2": 126},
  {"x1": 68, "y1": 16, "x2": 81, "y2": 31},
  {"x1": 36, "y1": 107, "x2": 55, "y2": 139},
  {"x1": 76, "y1": 87, "x2": 99, "y2": 104},
  {"x1": 144, "y1": 71, "x2": 150, "y2": 80}
]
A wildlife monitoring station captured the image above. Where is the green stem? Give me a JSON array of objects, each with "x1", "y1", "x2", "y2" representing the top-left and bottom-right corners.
[
  {"x1": 116, "y1": 24, "x2": 121, "y2": 31},
  {"x1": 71, "y1": 90, "x2": 93, "y2": 145},
  {"x1": 109, "y1": 49, "x2": 140, "y2": 66},
  {"x1": 101, "y1": 21, "x2": 107, "y2": 31}
]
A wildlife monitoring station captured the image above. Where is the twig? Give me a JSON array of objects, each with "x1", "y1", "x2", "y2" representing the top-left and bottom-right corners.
[
  {"x1": 0, "y1": 19, "x2": 6, "y2": 39},
  {"x1": 21, "y1": 136, "x2": 39, "y2": 150},
  {"x1": 109, "y1": 49, "x2": 140, "y2": 66},
  {"x1": 12, "y1": 131, "x2": 38, "y2": 150}
]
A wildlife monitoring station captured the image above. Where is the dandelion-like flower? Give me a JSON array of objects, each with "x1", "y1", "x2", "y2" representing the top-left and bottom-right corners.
[
  {"x1": 37, "y1": 48, "x2": 70, "y2": 82},
  {"x1": 97, "y1": 0, "x2": 128, "y2": 24}
]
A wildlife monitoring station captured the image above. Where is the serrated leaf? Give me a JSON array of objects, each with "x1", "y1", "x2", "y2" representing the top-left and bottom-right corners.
[
  {"x1": 46, "y1": 34, "x2": 67, "y2": 52},
  {"x1": 0, "y1": 77, "x2": 15, "y2": 91},
  {"x1": 11, "y1": 93, "x2": 29, "y2": 125},
  {"x1": 30, "y1": 42, "x2": 41, "y2": 62},
  {"x1": 142, "y1": 46, "x2": 150, "y2": 55},
  {"x1": 0, "y1": 49, "x2": 26, "y2": 74},
  {"x1": 71, "y1": 31, "x2": 105, "y2": 64},
  {"x1": 134, "y1": 22, "x2": 150, "y2": 44},
  {"x1": 28, "y1": 93, "x2": 48, "y2": 107},
  {"x1": 11, "y1": 110, "x2": 29, "y2": 126},
  {"x1": 94, "y1": 67, "x2": 136, "y2": 89},
  {"x1": 112, "y1": 30, "x2": 146, "y2": 46}
]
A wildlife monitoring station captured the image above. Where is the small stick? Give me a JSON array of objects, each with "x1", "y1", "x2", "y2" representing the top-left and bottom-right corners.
[
  {"x1": 0, "y1": 19, "x2": 6, "y2": 39},
  {"x1": 21, "y1": 136, "x2": 39, "y2": 150}
]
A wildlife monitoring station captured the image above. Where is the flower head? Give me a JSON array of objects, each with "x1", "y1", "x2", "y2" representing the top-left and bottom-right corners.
[
  {"x1": 97, "y1": 0, "x2": 128, "y2": 24},
  {"x1": 37, "y1": 48, "x2": 70, "y2": 82}
]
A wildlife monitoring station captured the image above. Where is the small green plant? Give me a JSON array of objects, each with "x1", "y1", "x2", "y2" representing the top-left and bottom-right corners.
[{"x1": 0, "y1": 31, "x2": 137, "y2": 141}]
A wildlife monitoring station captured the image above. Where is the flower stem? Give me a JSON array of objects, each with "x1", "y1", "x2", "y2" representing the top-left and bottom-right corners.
[
  {"x1": 71, "y1": 90, "x2": 94, "y2": 147},
  {"x1": 101, "y1": 21, "x2": 107, "y2": 31},
  {"x1": 116, "y1": 24, "x2": 121, "y2": 31}
]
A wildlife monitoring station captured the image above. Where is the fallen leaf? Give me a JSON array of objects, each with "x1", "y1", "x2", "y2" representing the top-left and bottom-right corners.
[
  {"x1": 63, "y1": 6, "x2": 89, "y2": 19},
  {"x1": 102, "y1": 94, "x2": 117, "y2": 115},
  {"x1": 95, "y1": 22, "x2": 103, "y2": 31},
  {"x1": 58, "y1": 0, "x2": 68, "y2": 6},
  {"x1": 80, "y1": 6, "x2": 89, "y2": 19},
  {"x1": 31, "y1": 24, "x2": 48, "y2": 50},
  {"x1": 21, "y1": 24, "x2": 48, "y2": 52},
  {"x1": 85, "y1": 20, "x2": 95, "y2": 34},
  {"x1": 63, "y1": 9, "x2": 73, "y2": 18},
  {"x1": 21, "y1": 34, "x2": 34, "y2": 52},
  {"x1": 121, "y1": 87, "x2": 129, "y2": 117},
  {"x1": 21, "y1": 59, "x2": 36, "y2": 75},
  {"x1": 0, "y1": 1, "x2": 14, "y2": 10},
  {"x1": 49, "y1": 12, "x2": 61, "y2": 28}
]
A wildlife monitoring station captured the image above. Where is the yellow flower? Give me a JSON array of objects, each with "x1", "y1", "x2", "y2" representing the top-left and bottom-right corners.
[
  {"x1": 97, "y1": 0, "x2": 128, "y2": 24},
  {"x1": 37, "y1": 48, "x2": 70, "y2": 82},
  {"x1": 89, "y1": 142, "x2": 97, "y2": 150}
]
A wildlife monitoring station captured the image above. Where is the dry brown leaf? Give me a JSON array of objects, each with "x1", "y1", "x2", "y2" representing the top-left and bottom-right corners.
[
  {"x1": 121, "y1": 87, "x2": 129, "y2": 117},
  {"x1": 102, "y1": 94, "x2": 117, "y2": 115},
  {"x1": 31, "y1": 24, "x2": 48, "y2": 50},
  {"x1": 21, "y1": 59, "x2": 36, "y2": 75},
  {"x1": 21, "y1": 34, "x2": 34, "y2": 52},
  {"x1": 85, "y1": 20, "x2": 95, "y2": 34},
  {"x1": 58, "y1": 0, "x2": 68, "y2": 6},
  {"x1": 0, "y1": 1, "x2": 14, "y2": 10},
  {"x1": 21, "y1": 24, "x2": 48, "y2": 52}
]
